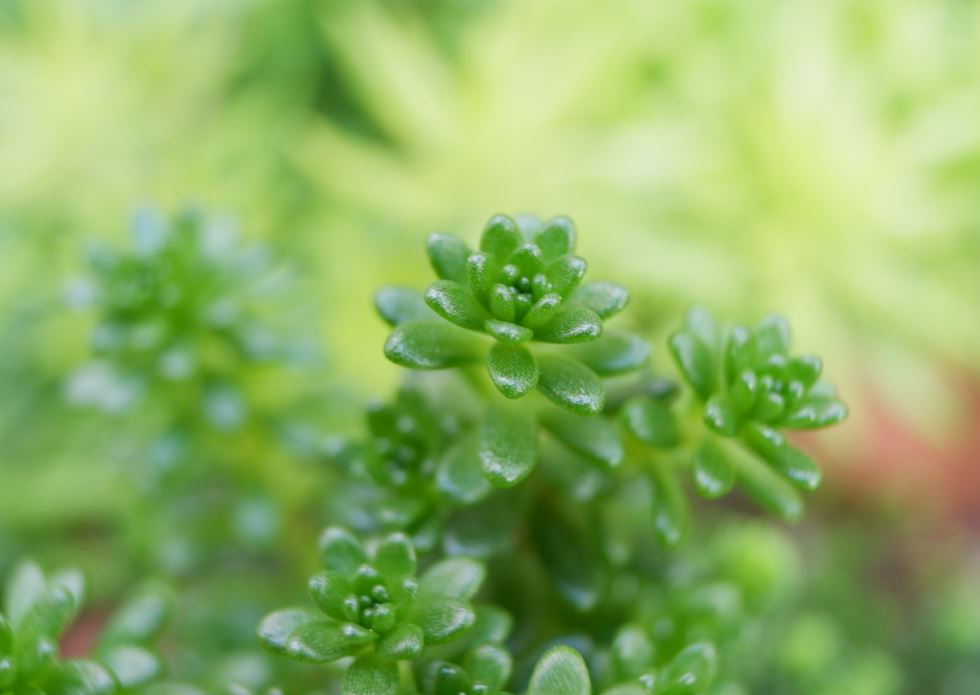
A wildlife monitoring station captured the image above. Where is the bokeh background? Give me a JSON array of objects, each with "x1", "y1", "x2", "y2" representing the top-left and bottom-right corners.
[{"x1": 1, "y1": 0, "x2": 978, "y2": 692}]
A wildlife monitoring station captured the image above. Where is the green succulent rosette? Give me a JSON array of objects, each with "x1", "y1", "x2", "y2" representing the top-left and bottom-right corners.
[
  {"x1": 662, "y1": 306, "x2": 848, "y2": 520},
  {"x1": 0, "y1": 561, "x2": 172, "y2": 695},
  {"x1": 258, "y1": 527, "x2": 485, "y2": 693},
  {"x1": 378, "y1": 214, "x2": 646, "y2": 416}
]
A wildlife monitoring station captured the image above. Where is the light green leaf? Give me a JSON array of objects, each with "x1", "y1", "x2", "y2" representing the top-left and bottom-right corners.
[
  {"x1": 413, "y1": 595, "x2": 475, "y2": 644},
  {"x1": 571, "y1": 282, "x2": 629, "y2": 319},
  {"x1": 374, "y1": 286, "x2": 431, "y2": 326},
  {"x1": 467, "y1": 252, "x2": 496, "y2": 302},
  {"x1": 568, "y1": 330, "x2": 649, "y2": 376},
  {"x1": 427, "y1": 233, "x2": 471, "y2": 285},
  {"x1": 465, "y1": 643, "x2": 512, "y2": 690},
  {"x1": 420, "y1": 558, "x2": 485, "y2": 600},
  {"x1": 489, "y1": 283, "x2": 516, "y2": 322},
  {"x1": 659, "y1": 642, "x2": 717, "y2": 695},
  {"x1": 485, "y1": 319, "x2": 533, "y2": 345},
  {"x1": 755, "y1": 315, "x2": 791, "y2": 357},
  {"x1": 528, "y1": 646, "x2": 591, "y2": 695},
  {"x1": 669, "y1": 331, "x2": 717, "y2": 400},
  {"x1": 377, "y1": 623, "x2": 424, "y2": 660},
  {"x1": 649, "y1": 466, "x2": 689, "y2": 547},
  {"x1": 692, "y1": 440, "x2": 735, "y2": 499},
  {"x1": 522, "y1": 293, "x2": 563, "y2": 329},
  {"x1": 741, "y1": 424, "x2": 822, "y2": 491},
  {"x1": 426, "y1": 280, "x2": 490, "y2": 331},
  {"x1": 479, "y1": 405, "x2": 537, "y2": 487},
  {"x1": 319, "y1": 527, "x2": 368, "y2": 574},
  {"x1": 480, "y1": 215, "x2": 522, "y2": 260},
  {"x1": 535, "y1": 307, "x2": 601, "y2": 344},
  {"x1": 308, "y1": 572, "x2": 353, "y2": 621},
  {"x1": 546, "y1": 256, "x2": 587, "y2": 296},
  {"x1": 343, "y1": 654, "x2": 399, "y2": 695},
  {"x1": 374, "y1": 533, "x2": 417, "y2": 579},
  {"x1": 100, "y1": 646, "x2": 163, "y2": 690},
  {"x1": 487, "y1": 344, "x2": 538, "y2": 399},
  {"x1": 257, "y1": 608, "x2": 320, "y2": 655},
  {"x1": 537, "y1": 355, "x2": 604, "y2": 416},
  {"x1": 41, "y1": 660, "x2": 117, "y2": 695},
  {"x1": 780, "y1": 397, "x2": 848, "y2": 429},
  {"x1": 531, "y1": 216, "x2": 576, "y2": 258},
  {"x1": 98, "y1": 582, "x2": 174, "y2": 648},
  {"x1": 541, "y1": 410, "x2": 623, "y2": 468},
  {"x1": 384, "y1": 320, "x2": 482, "y2": 369},
  {"x1": 5, "y1": 561, "x2": 46, "y2": 627},
  {"x1": 437, "y1": 432, "x2": 492, "y2": 504},
  {"x1": 610, "y1": 625, "x2": 654, "y2": 681},
  {"x1": 704, "y1": 394, "x2": 739, "y2": 436},
  {"x1": 621, "y1": 396, "x2": 680, "y2": 448},
  {"x1": 286, "y1": 621, "x2": 375, "y2": 663}
]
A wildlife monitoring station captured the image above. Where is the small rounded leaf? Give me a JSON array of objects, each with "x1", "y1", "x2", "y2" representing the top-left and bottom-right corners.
[
  {"x1": 100, "y1": 645, "x2": 163, "y2": 690},
  {"x1": 568, "y1": 330, "x2": 649, "y2": 376},
  {"x1": 780, "y1": 397, "x2": 848, "y2": 430},
  {"x1": 659, "y1": 642, "x2": 717, "y2": 695},
  {"x1": 537, "y1": 355, "x2": 604, "y2": 416},
  {"x1": 621, "y1": 396, "x2": 680, "y2": 448},
  {"x1": 542, "y1": 410, "x2": 623, "y2": 468},
  {"x1": 374, "y1": 286, "x2": 432, "y2": 326},
  {"x1": 485, "y1": 319, "x2": 533, "y2": 345},
  {"x1": 487, "y1": 344, "x2": 538, "y2": 399},
  {"x1": 41, "y1": 660, "x2": 116, "y2": 695},
  {"x1": 425, "y1": 280, "x2": 489, "y2": 331},
  {"x1": 669, "y1": 331, "x2": 717, "y2": 400},
  {"x1": 522, "y1": 293, "x2": 563, "y2": 329},
  {"x1": 692, "y1": 441, "x2": 736, "y2": 498},
  {"x1": 344, "y1": 654, "x2": 399, "y2": 695},
  {"x1": 532, "y1": 216, "x2": 576, "y2": 258},
  {"x1": 377, "y1": 623, "x2": 424, "y2": 660},
  {"x1": 319, "y1": 527, "x2": 368, "y2": 574},
  {"x1": 535, "y1": 307, "x2": 601, "y2": 344},
  {"x1": 465, "y1": 643, "x2": 513, "y2": 690},
  {"x1": 385, "y1": 320, "x2": 482, "y2": 369},
  {"x1": 286, "y1": 621, "x2": 375, "y2": 663},
  {"x1": 480, "y1": 215, "x2": 522, "y2": 260},
  {"x1": 420, "y1": 558, "x2": 486, "y2": 600},
  {"x1": 754, "y1": 315, "x2": 791, "y2": 357},
  {"x1": 546, "y1": 256, "x2": 587, "y2": 297},
  {"x1": 309, "y1": 572, "x2": 354, "y2": 620},
  {"x1": 528, "y1": 646, "x2": 591, "y2": 695},
  {"x1": 704, "y1": 394, "x2": 739, "y2": 436},
  {"x1": 479, "y1": 406, "x2": 538, "y2": 487},
  {"x1": 97, "y1": 582, "x2": 174, "y2": 648},
  {"x1": 437, "y1": 433, "x2": 492, "y2": 504},
  {"x1": 571, "y1": 282, "x2": 629, "y2": 319},
  {"x1": 413, "y1": 596, "x2": 475, "y2": 644},
  {"x1": 374, "y1": 533, "x2": 417, "y2": 579},
  {"x1": 427, "y1": 233, "x2": 471, "y2": 284},
  {"x1": 257, "y1": 608, "x2": 319, "y2": 655}
]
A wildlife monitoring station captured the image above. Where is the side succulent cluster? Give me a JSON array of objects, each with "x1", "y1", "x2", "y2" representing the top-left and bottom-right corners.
[
  {"x1": 0, "y1": 562, "x2": 172, "y2": 695},
  {"x1": 379, "y1": 214, "x2": 645, "y2": 415}
]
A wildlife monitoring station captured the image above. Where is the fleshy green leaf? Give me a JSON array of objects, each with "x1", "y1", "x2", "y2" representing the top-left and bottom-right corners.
[
  {"x1": 420, "y1": 558, "x2": 486, "y2": 600},
  {"x1": 692, "y1": 440, "x2": 735, "y2": 498},
  {"x1": 648, "y1": 466, "x2": 689, "y2": 547},
  {"x1": 611, "y1": 625, "x2": 655, "y2": 681},
  {"x1": 309, "y1": 572, "x2": 353, "y2": 621},
  {"x1": 374, "y1": 286, "x2": 432, "y2": 326},
  {"x1": 41, "y1": 660, "x2": 117, "y2": 695},
  {"x1": 0, "y1": 614, "x2": 12, "y2": 653},
  {"x1": 659, "y1": 642, "x2": 717, "y2": 695},
  {"x1": 537, "y1": 355, "x2": 604, "y2": 416},
  {"x1": 98, "y1": 582, "x2": 174, "y2": 648},
  {"x1": 487, "y1": 344, "x2": 538, "y2": 399},
  {"x1": 480, "y1": 215, "x2": 522, "y2": 260},
  {"x1": 704, "y1": 394, "x2": 739, "y2": 436},
  {"x1": 527, "y1": 646, "x2": 591, "y2": 695},
  {"x1": 374, "y1": 533, "x2": 417, "y2": 579},
  {"x1": 5, "y1": 561, "x2": 46, "y2": 627},
  {"x1": 377, "y1": 623, "x2": 424, "y2": 660},
  {"x1": 542, "y1": 410, "x2": 623, "y2": 468},
  {"x1": 522, "y1": 293, "x2": 563, "y2": 329},
  {"x1": 718, "y1": 440, "x2": 803, "y2": 522},
  {"x1": 427, "y1": 233, "x2": 471, "y2": 285},
  {"x1": 426, "y1": 280, "x2": 490, "y2": 331},
  {"x1": 489, "y1": 284, "x2": 516, "y2": 322},
  {"x1": 755, "y1": 315, "x2": 791, "y2": 357},
  {"x1": 669, "y1": 331, "x2": 717, "y2": 400},
  {"x1": 467, "y1": 252, "x2": 495, "y2": 302},
  {"x1": 318, "y1": 527, "x2": 368, "y2": 574},
  {"x1": 479, "y1": 406, "x2": 538, "y2": 487},
  {"x1": 779, "y1": 397, "x2": 848, "y2": 429},
  {"x1": 286, "y1": 621, "x2": 375, "y2": 663},
  {"x1": 485, "y1": 319, "x2": 533, "y2": 344},
  {"x1": 385, "y1": 320, "x2": 482, "y2": 369},
  {"x1": 343, "y1": 654, "x2": 399, "y2": 695},
  {"x1": 257, "y1": 608, "x2": 320, "y2": 655},
  {"x1": 412, "y1": 595, "x2": 475, "y2": 644},
  {"x1": 437, "y1": 433, "x2": 491, "y2": 504},
  {"x1": 567, "y1": 330, "x2": 649, "y2": 376},
  {"x1": 100, "y1": 646, "x2": 163, "y2": 690},
  {"x1": 534, "y1": 307, "x2": 602, "y2": 343},
  {"x1": 621, "y1": 396, "x2": 680, "y2": 448},
  {"x1": 532, "y1": 216, "x2": 576, "y2": 258},
  {"x1": 684, "y1": 306, "x2": 720, "y2": 353},
  {"x1": 742, "y1": 424, "x2": 822, "y2": 491},
  {"x1": 466, "y1": 643, "x2": 513, "y2": 690},
  {"x1": 546, "y1": 256, "x2": 587, "y2": 296},
  {"x1": 571, "y1": 282, "x2": 629, "y2": 319}
]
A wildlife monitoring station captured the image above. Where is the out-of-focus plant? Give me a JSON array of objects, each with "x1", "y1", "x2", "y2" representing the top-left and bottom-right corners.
[
  {"x1": 0, "y1": 561, "x2": 172, "y2": 695},
  {"x1": 258, "y1": 214, "x2": 847, "y2": 693}
]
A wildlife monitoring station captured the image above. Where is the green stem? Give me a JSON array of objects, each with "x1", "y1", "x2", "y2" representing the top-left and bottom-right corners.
[{"x1": 711, "y1": 434, "x2": 803, "y2": 522}]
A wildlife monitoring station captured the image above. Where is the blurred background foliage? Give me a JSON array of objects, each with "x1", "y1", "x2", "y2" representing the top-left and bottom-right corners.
[{"x1": 0, "y1": 0, "x2": 978, "y2": 692}]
